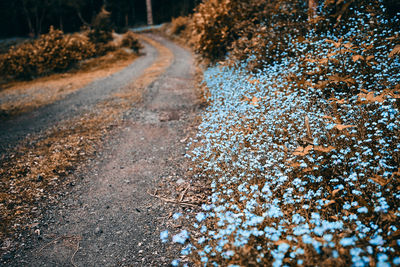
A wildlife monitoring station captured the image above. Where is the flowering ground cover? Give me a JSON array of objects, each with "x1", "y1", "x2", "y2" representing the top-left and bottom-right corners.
[{"x1": 162, "y1": 2, "x2": 400, "y2": 266}]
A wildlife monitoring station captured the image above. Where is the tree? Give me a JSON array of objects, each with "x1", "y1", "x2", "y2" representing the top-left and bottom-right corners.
[
  {"x1": 64, "y1": 0, "x2": 91, "y2": 27},
  {"x1": 20, "y1": 0, "x2": 51, "y2": 36},
  {"x1": 146, "y1": 0, "x2": 153, "y2": 25}
]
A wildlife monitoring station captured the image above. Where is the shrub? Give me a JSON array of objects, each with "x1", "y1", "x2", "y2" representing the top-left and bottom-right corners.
[
  {"x1": 191, "y1": 0, "x2": 306, "y2": 65},
  {"x1": 88, "y1": 8, "x2": 113, "y2": 45},
  {"x1": 192, "y1": 0, "x2": 399, "y2": 70},
  {"x1": 121, "y1": 31, "x2": 142, "y2": 53},
  {"x1": 169, "y1": 16, "x2": 191, "y2": 36},
  {"x1": 0, "y1": 27, "x2": 95, "y2": 80},
  {"x1": 161, "y1": 16, "x2": 194, "y2": 47},
  {"x1": 87, "y1": 7, "x2": 114, "y2": 56},
  {"x1": 191, "y1": 0, "x2": 238, "y2": 62}
]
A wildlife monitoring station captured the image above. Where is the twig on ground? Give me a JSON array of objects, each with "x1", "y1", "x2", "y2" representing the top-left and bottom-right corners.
[
  {"x1": 38, "y1": 236, "x2": 64, "y2": 253},
  {"x1": 147, "y1": 190, "x2": 199, "y2": 207},
  {"x1": 70, "y1": 239, "x2": 80, "y2": 267},
  {"x1": 179, "y1": 184, "x2": 190, "y2": 202},
  {"x1": 38, "y1": 234, "x2": 82, "y2": 266}
]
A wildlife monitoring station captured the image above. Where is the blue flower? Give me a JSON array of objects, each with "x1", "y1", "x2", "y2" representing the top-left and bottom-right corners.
[
  {"x1": 357, "y1": 207, "x2": 368, "y2": 213},
  {"x1": 340, "y1": 237, "x2": 356, "y2": 247},
  {"x1": 173, "y1": 212, "x2": 182, "y2": 220},
  {"x1": 172, "y1": 230, "x2": 189, "y2": 244},
  {"x1": 160, "y1": 230, "x2": 169, "y2": 243},
  {"x1": 196, "y1": 212, "x2": 206, "y2": 222},
  {"x1": 369, "y1": 235, "x2": 384, "y2": 246}
]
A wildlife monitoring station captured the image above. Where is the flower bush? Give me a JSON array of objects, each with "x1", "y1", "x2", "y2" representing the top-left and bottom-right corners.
[
  {"x1": 191, "y1": 0, "x2": 306, "y2": 66},
  {"x1": 163, "y1": 1, "x2": 400, "y2": 266}
]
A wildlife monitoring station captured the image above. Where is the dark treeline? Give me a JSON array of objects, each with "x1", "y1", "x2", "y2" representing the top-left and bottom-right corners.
[{"x1": 0, "y1": 0, "x2": 200, "y2": 38}]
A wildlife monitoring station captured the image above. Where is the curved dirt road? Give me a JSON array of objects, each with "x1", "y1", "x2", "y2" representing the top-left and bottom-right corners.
[{"x1": 2, "y1": 33, "x2": 200, "y2": 266}]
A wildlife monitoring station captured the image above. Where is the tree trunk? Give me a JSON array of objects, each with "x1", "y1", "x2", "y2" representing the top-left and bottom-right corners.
[
  {"x1": 181, "y1": 0, "x2": 189, "y2": 16},
  {"x1": 77, "y1": 10, "x2": 90, "y2": 27},
  {"x1": 35, "y1": 7, "x2": 40, "y2": 35},
  {"x1": 22, "y1": 3, "x2": 34, "y2": 36},
  {"x1": 146, "y1": 0, "x2": 153, "y2": 25},
  {"x1": 58, "y1": 0, "x2": 63, "y2": 31}
]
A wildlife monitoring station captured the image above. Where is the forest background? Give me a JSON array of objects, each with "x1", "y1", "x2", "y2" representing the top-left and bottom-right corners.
[{"x1": 0, "y1": 0, "x2": 199, "y2": 38}]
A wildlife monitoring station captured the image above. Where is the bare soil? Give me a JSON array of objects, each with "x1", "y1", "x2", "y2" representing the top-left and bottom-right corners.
[{"x1": 0, "y1": 33, "x2": 203, "y2": 266}]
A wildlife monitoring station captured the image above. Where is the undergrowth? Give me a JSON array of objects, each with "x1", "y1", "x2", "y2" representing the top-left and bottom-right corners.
[
  {"x1": 162, "y1": 1, "x2": 400, "y2": 266},
  {"x1": 0, "y1": 27, "x2": 96, "y2": 80},
  {"x1": 0, "y1": 9, "x2": 142, "y2": 81}
]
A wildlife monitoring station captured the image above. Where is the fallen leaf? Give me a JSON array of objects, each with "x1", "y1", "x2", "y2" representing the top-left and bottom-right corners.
[
  {"x1": 314, "y1": 145, "x2": 335, "y2": 153},
  {"x1": 334, "y1": 124, "x2": 356, "y2": 131},
  {"x1": 248, "y1": 79, "x2": 260, "y2": 84},
  {"x1": 331, "y1": 188, "x2": 341, "y2": 197},
  {"x1": 370, "y1": 175, "x2": 389, "y2": 186},
  {"x1": 289, "y1": 162, "x2": 301, "y2": 168},
  {"x1": 322, "y1": 115, "x2": 334, "y2": 120},
  {"x1": 389, "y1": 45, "x2": 400, "y2": 58},
  {"x1": 324, "y1": 200, "x2": 336, "y2": 207},
  {"x1": 251, "y1": 96, "x2": 259, "y2": 106},
  {"x1": 352, "y1": 55, "x2": 364, "y2": 62},
  {"x1": 293, "y1": 145, "x2": 313, "y2": 156}
]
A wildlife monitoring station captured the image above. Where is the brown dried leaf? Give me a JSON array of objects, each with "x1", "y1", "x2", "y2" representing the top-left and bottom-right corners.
[
  {"x1": 366, "y1": 55, "x2": 375, "y2": 61},
  {"x1": 358, "y1": 91, "x2": 385, "y2": 103},
  {"x1": 251, "y1": 96, "x2": 259, "y2": 106},
  {"x1": 343, "y1": 42, "x2": 354, "y2": 49},
  {"x1": 324, "y1": 200, "x2": 336, "y2": 207},
  {"x1": 389, "y1": 45, "x2": 400, "y2": 58},
  {"x1": 314, "y1": 145, "x2": 335, "y2": 153},
  {"x1": 322, "y1": 115, "x2": 333, "y2": 120},
  {"x1": 334, "y1": 124, "x2": 356, "y2": 131},
  {"x1": 352, "y1": 55, "x2": 364, "y2": 62},
  {"x1": 370, "y1": 175, "x2": 389, "y2": 186},
  {"x1": 319, "y1": 58, "x2": 329, "y2": 64},
  {"x1": 293, "y1": 145, "x2": 313, "y2": 156},
  {"x1": 248, "y1": 79, "x2": 260, "y2": 85},
  {"x1": 332, "y1": 188, "x2": 341, "y2": 197},
  {"x1": 289, "y1": 162, "x2": 301, "y2": 168}
]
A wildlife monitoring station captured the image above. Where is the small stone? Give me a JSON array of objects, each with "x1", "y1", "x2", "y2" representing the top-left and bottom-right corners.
[
  {"x1": 2, "y1": 253, "x2": 12, "y2": 261},
  {"x1": 94, "y1": 227, "x2": 103, "y2": 235},
  {"x1": 37, "y1": 175, "x2": 43, "y2": 182},
  {"x1": 176, "y1": 178, "x2": 185, "y2": 185}
]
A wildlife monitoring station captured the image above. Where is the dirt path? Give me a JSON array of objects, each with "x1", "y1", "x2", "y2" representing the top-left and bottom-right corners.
[{"x1": 2, "y1": 34, "x2": 200, "y2": 266}]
